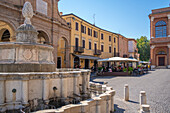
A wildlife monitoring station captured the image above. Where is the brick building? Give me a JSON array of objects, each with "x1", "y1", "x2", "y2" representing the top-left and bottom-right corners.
[
  {"x1": 149, "y1": 7, "x2": 170, "y2": 68},
  {"x1": 118, "y1": 34, "x2": 129, "y2": 58},
  {"x1": 0, "y1": 0, "x2": 71, "y2": 68}
]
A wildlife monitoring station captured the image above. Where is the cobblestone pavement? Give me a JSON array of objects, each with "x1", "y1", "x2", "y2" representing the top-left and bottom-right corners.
[{"x1": 92, "y1": 69, "x2": 170, "y2": 113}]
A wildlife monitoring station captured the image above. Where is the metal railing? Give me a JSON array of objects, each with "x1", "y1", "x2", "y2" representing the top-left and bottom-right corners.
[
  {"x1": 94, "y1": 49, "x2": 101, "y2": 55},
  {"x1": 74, "y1": 46, "x2": 84, "y2": 53}
]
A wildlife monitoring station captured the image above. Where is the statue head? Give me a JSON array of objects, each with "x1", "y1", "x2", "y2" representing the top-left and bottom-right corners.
[{"x1": 22, "y1": 1, "x2": 33, "y2": 25}]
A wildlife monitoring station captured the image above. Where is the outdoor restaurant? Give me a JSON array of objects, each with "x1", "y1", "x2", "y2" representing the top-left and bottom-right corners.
[{"x1": 97, "y1": 57, "x2": 149, "y2": 76}]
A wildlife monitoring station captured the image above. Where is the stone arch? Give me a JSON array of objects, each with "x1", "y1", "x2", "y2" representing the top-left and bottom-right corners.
[
  {"x1": 57, "y1": 36, "x2": 70, "y2": 68},
  {"x1": 156, "y1": 49, "x2": 167, "y2": 55},
  {"x1": 0, "y1": 20, "x2": 16, "y2": 42},
  {"x1": 37, "y1": 30, "x2": 51, "y2": 45},
  {"x1": 0, "y1": 29, "x2": 10, "y2": 42}
]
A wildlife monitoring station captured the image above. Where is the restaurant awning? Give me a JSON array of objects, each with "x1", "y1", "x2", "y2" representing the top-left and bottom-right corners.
[
  {"x1": 98, "y1": 57, "x2": 139, "y2": 62},
  {"x1": 73, "y1": 54, "x2": 101, "y2": 60}
]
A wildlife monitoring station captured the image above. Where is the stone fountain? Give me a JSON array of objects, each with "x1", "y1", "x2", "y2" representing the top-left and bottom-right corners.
[{"x1": 0, "y1": 2, "x2": 115, "y2": 113}]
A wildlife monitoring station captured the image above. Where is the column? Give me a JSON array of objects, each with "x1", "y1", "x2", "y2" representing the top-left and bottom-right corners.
[
  {"x1": 168, "y1": 45, "x2": 170, "y2": 68},
  {"x1": 110, "y1": 90, "x2": 116, "y2": 113},
  {"x1": 0, "y1": 80, "x2": 5, "y2": 104},
  {"x1": 73, "y1": 74, "x2": 80, "y2": 95},
  {"x1": 150, "y1": 17, "x2": 154, "y2": 39},
  {"x1": 150, "y1": 45, "x2": 155, "y2": 68},
  {"x1": 65, "y1": 47, "x2": 70, "y2": 68},
  {"x1": 167, "y1": 15, "x2": 170, "y2": 37},
  {"x1": 60, "y1": 76, "x2": 67, "y2": 99},
  {"x1": 42, "y1": 78, "x2": 49, "y2": 104},
  {"x1": 22, "y1": 80, "x2": 28, "y2": 105}
]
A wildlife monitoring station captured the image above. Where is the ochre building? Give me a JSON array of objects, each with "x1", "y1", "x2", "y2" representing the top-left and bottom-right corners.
[
  {"x1": 0, "y1": 0, "x2": 71, "y2": 68},
  {"x1": 62, "y1": 14, "x2": 119, "y2": 69},
  {"x1": 149, "y1": 7, "x2": 170, "y2": 68}
]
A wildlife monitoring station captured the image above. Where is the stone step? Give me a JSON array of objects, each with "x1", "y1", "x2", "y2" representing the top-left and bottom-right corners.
[{"x1": 156, "y1": 66, "x2": 167, "y2": 69}]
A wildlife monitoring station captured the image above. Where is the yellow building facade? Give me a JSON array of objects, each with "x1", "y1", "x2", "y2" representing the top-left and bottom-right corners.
[{"x1": 61, "y1": 14, "x2": 119, "y2": 69}]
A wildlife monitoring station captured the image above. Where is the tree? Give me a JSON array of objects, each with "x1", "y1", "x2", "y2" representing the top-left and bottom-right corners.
[{"x1": 137, "y1": 36, "x2": 150, "y2": 61}]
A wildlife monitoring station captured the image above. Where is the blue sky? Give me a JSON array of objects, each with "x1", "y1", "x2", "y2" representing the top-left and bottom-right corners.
[{"x1": 58, "y1": 0, "x2": 169, "y2": 40}]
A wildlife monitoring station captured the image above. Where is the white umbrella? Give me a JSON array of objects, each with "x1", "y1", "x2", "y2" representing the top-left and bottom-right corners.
[
  {"x1": 98, "y1": 57, "x2": 139, "y2": 62},
  {"x1": 98, "y1": 57, "x2": 128, "y2": 62}
]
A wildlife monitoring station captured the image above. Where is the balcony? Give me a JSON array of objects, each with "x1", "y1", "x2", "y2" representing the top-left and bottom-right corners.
[
  {"x1": 74, "y1": 46, "x2": 84, "y2": 53},
  {"x1": 114, "y1": 52, "x2": 120, "y2": 57},
  {"x1": 94, "y1": 49, "x2": 101, "y2": 55},
  {"x1": 150, "y1": 37, "x2": 170, "y2": 44}
]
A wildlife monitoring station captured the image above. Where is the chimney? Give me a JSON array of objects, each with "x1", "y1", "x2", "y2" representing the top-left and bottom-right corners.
[{"x1": 60, "y1": 12, "x2": 63, "y2": 15}]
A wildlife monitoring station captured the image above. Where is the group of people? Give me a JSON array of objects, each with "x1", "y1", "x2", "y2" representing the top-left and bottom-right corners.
[{"x1": 100, "y1": 64, "x2": 128, "y2": 72}]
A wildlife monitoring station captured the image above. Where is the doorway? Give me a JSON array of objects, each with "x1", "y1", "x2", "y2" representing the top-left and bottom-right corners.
[
  {"x1": 158, "y1": 57, "x2": 165, "y2": 66},
  {"x1": 74, "y1": 56, "x2": 80, "y2": 68},
  {"x1": 85, "y1": 59, "x2": 89, "y2": 69},
  {"x1": 57, "y1": 57, "x2": 61, "y2": 68}
]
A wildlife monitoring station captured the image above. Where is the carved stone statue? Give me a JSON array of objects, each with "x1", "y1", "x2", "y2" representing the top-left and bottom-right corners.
[
  {"x1": 16, "y1": 1, "x2": 38, "y2": 43},
  {"x1": 22, "y1": 1, "x2": 34, "y2": 25}
]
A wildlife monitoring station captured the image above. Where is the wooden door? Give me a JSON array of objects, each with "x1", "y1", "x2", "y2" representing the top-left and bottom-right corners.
[{"x1": 158, "y1": 57, "x2": 165, "y2": 66}]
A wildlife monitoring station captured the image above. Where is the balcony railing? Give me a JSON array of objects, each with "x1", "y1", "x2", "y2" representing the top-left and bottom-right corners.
[
  {"x1": 74, "y1": 46, "x2": 84, "y2": 53},
  {"x1": 94, "y1": 49, "x2": 101, "y2": 55},
  {"x1": 114, "y1": 52, "x2": 120, "y2": 57}
]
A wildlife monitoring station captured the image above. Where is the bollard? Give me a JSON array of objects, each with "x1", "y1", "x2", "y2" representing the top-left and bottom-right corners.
[
  {"x1": 124, "y1": 84, "x2": 129, "y2": 101},
  {"x1": 140, "y1": 91, "x2": 147, "y2": 109},
  {"x1": 140, "y1": 104, "x2": 150, "y2": 113}
]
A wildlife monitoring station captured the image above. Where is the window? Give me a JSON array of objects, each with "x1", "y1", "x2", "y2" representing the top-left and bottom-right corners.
[
  {"x1": 1, "y1": 30, "x2": 10, "y2": 41},
  {"x1": 75, "y1": 22, "x2": 79, "y2": 31},
  {"x1": 101, "y1": 33, "x2": 104, "y2": 40},
  {"x1": 114, "y1": 47, "x2": 116, "y2": 55},
  {"x1": 88, "y1": 28, "x2": 92, "y2": 36},
  {"x1": 93, "y1": 30, "x2": 98, "y2": 38},
  {"x1": 109, "y1": 36, "x2": 111, "y2": 41},
  {"x1": 114, "y1": 37, "x2": 116, "y2": 43},
  {"x1": 109, "y1": 46, "x2": 111, "y2": 53},
  {"x1": 82, "y1": 40, "x2": 85, "y2": 48},
  {"x1": 155, "y1": 20, "x2": 166, "y2": 38},
  {"x1": 81, "y1": 25, "x2": 86, "y2": 34},
  {"x1": 89, "y1": 41, "x2": 91, "y2": 49},
  {"x1": 101, "y1": 45, "x2": 104, "y2": 52}
]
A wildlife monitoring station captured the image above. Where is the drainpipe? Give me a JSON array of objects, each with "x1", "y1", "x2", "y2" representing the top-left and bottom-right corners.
[{"x1": 51, "y1": 0, "x2": 54, "y2": 46}]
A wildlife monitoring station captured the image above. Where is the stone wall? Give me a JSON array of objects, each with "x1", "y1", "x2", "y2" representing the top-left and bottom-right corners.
[
  {"x1": 0, "y1": 69, "x2": 91, "y2": 112},
  {"x1": 34, "y1": 83, "x2": 115, "y2": 113}
]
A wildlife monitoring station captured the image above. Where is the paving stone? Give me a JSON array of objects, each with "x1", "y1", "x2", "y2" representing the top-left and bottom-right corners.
[{"x1": 93, "y1": 69, "x2": 170, "y2": 113}]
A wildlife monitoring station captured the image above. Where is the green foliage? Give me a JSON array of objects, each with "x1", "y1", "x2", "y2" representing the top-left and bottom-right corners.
[
  {"x1": 128, "y1": 67, "x2": 133, "y2": 72},
  {"x1": 137, "y1": 36, "x2": 150, "y2": 61},
  {"x1": 137, "y1": 65, "x2": 141, "y2": 68},
  {"x1": 98, "y1": 67, "x2": 103, "y2": 71},
  {"x1": 123, "y1": 68, "x2": 127, "y2": 72}
]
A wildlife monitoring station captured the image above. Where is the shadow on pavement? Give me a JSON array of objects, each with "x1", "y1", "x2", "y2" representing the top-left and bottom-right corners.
[
  {"x1": 128, "y1": 100, "x2": 139, "y2": 104},
  {"x1": 114, "y1": 104, "x2": 125, "y2": 113}
]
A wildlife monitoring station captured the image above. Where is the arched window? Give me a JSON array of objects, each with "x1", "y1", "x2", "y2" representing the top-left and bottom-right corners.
[
  {"x1": 158, "y1": 51, "x2": 166, "y2": 55},
  {"x1": 1, "y1": 30, "x2": 10, "y2": 41},
  {"x1": 155, "y1": 21, "x2": 166, "y2": 38}
]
